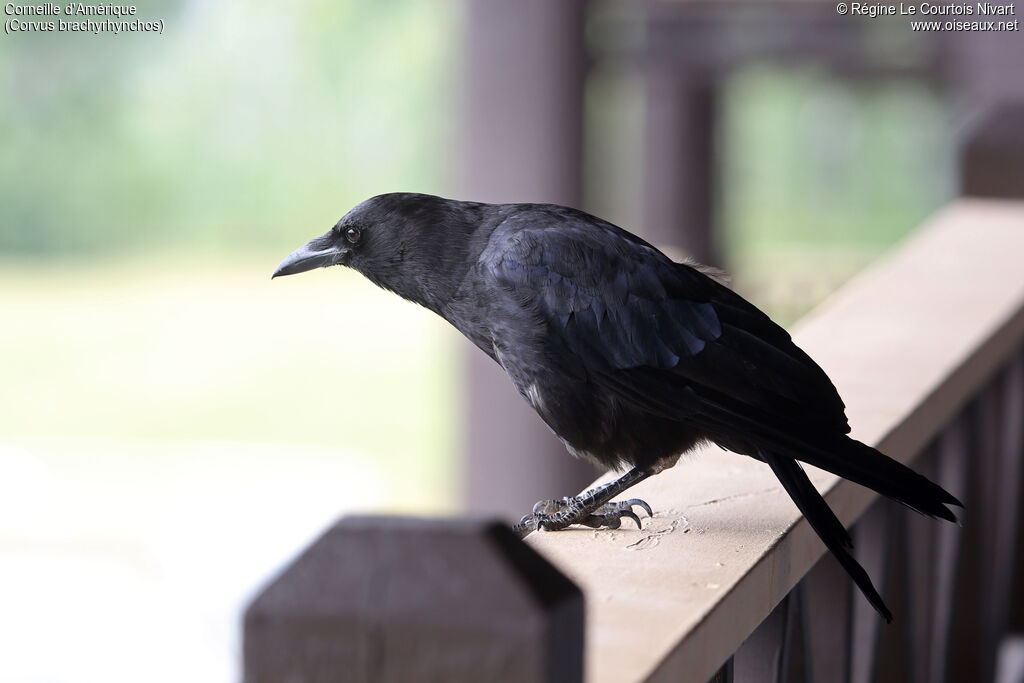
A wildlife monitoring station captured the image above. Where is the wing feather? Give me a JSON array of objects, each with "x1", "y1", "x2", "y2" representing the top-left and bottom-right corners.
[{"x1": 482, "y1": 215, "x2": 849, "y2": 434}]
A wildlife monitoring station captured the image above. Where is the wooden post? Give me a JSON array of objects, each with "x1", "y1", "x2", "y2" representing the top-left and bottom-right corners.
[
  {"x1": 243, "y1": 517, "x2": 583, "y2": 683},
  {"x1": 458, "y1": 0, "x2": 597, "y2": 519},
  {"x1": 641, "y1": 63, "x2": 718, "y2": 265},
  {"x1": 800, "y1": 553, "x2": 853, "y2": 683},
  {"x1": 961, "y1": 102, "x2": 1024, "y2": 199},
  {"x1": 1005, "y1": 353, "x2": 1024, "y2": 633},
  {"x1": 732, "y1": 594, "x2": 798, "y2": 683}
]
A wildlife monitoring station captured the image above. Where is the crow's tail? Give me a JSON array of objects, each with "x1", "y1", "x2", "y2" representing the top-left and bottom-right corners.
[
  {"x1": 759, "y1": 448, "x2": 893, "y2": 622},
  {"x1": 797, "y1": 435, "x2": 962, "y2": 523},
  {"x1": 688, "y1": 397, "x2": 960, "y2": 621},
  {"x1": 696, "y1": 397, "x2": 963, "y2": 523}
]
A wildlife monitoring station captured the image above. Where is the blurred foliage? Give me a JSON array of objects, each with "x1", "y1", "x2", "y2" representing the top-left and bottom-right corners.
[
  {"x1": 1, "y1": 1, "x2": 955, "y2": 263},
  {"x1": 722, "y1": 64, "x2": 955, "y2": 256},
  {"x1": 0, "y1": 0, "x2": 454, "y2": 255},
  {"x1": 720, "y1": 65, "x2": 956, "y2": 323}
]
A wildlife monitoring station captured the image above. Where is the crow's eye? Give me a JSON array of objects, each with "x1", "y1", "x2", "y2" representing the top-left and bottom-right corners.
[{"x1": 345, "y1": 227, "x2": 362, "y2": 245}]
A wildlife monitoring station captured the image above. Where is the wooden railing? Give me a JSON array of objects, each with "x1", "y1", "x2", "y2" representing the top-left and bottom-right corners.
[
  {"x1": 242, "y1": 198, "x2": 1024, "y2": 683},
  {"x1": 528, "y1": 198, "x2": 1024, "y2": 683}
]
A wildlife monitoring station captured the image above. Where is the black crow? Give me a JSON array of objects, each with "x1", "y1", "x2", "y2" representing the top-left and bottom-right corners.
[{"x1": 273, "y1": 192, "x2": 961, "y2": 622}]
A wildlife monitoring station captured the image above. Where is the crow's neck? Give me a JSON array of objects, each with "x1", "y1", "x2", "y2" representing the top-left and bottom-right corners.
[
  {"x1": 361, "y1": 202, "x2": 489, "y2": 316},
  {"x1": 369, "y1": 249, "x2": 470, "y2": 315}
]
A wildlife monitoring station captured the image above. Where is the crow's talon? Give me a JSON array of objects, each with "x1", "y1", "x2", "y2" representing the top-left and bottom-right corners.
[
  {"x1": 594, "y1": 498, "x2": 653, "y2": 519},
  {"x1": 621, "y1": 509, "x2": 642, "y2": 528},
  {"x1": 623, "y1": 498, "x2": 654, "y2": 517}
]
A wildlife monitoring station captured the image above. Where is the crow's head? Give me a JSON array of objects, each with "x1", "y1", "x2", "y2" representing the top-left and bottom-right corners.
[{"x1": 273, "y1": 193, "x2": 478, "y2": 312}]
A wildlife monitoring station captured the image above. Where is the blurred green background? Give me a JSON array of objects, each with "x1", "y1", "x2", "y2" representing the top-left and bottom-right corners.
[
  {"x1": 0, "y1": 0, "x2": 453, "y2": 254},
  {"x1": 0, "y1": 1, "x2": 955, "y2": 681},
  {"x1": 1, "y1": 0, "x2": 461, "y2": 503}
]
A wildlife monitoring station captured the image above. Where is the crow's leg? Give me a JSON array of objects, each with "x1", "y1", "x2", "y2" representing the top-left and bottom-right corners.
[{"x1": 512, "y1": 467, "x2": 654, "y2": 538}]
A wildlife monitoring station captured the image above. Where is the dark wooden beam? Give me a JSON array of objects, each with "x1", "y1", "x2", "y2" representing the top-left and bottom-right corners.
[
  {"x1": 641, "y1": 63, "x2": 718, "y2": 264},
  {"x1": 243, "y1": 517, "x2": 583, "y2": 683},
  {"x1": 458, "y1": 0, "x2": 597, "y2": 519},
  {"x1": 961, "y1": 102, "x2": 1024, "y2": 200}
]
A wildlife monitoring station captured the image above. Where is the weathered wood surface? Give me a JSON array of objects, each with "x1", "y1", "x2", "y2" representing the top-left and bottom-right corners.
[
  {"x1": 524, "y1": 199, "x2": 1024, "y2": 683},
  {"x1": 244, "y1": 517, "x2": 583, "y2": 683}
]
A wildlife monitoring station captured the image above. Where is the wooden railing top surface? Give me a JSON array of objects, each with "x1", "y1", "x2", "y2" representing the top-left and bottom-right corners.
[{"x1": 525, "y1": 199, "x2": 1024, "y2": 683}]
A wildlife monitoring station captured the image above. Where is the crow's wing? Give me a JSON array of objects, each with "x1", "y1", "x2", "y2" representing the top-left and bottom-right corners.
[{"x1": 482, "y1": 218, "x2": 850, "y2": 436}]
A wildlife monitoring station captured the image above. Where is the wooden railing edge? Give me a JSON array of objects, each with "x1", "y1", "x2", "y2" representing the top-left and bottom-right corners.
[{"x1": 524, "y1": 197, "x2": 1024, "y2": 683}]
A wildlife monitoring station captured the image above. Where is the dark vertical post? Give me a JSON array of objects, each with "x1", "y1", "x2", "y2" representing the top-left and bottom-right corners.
[
  {"x1": 850, "y1": 501, "x2": 892, "y2": 683},
  {"x1": 994, "y1": 355, "x2": 1024, "y2": 632},
  {"x1": 948, "y1": 30, "x2": 1024, "y2": 139},
  {"x1": 641, "y1": 57, "x2": 717, "y2": 264},
  {"x1": 458, "y1": 0, "x2": 596, "y2": 519},
  {"x1": 733, "y1": 594, "x2": 798, "y2": 683},
  {"x1": 870, "y1": 508, "x2": 911, "y2": 683},
  {"x1": 800, "y1": 554, "x2": 852, "y2": 683},
  {"x1": 243, "y1": 517, "x2": 583, "y2": 683},
  {"x1": 1006, "y1": 353, "x2": 1024, "y2": 632},
  {"x1": 946, "y1": 402, "x2": 985, "y2": 683},
  {"x1": 906, "y1": 451, "x2": 939, "y2": 683},
  {"x1": 977, "y1": 374, "x2": 1007, "y2": 683},
  {"x1": 930, "y1": 415, "x2": 972, "y2": 683},
  {"x1": 951, "y1": 13, "x2": 1024, "y2": 199},
  {"x1": 960, "y1": 102, "x2": 1024, "y2": 199}
]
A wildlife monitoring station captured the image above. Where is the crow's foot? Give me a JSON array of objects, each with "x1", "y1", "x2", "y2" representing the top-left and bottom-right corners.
[
  {"x1": 510, "y1": 467, "x2": 655, "y2": 539},
  {"x1": 512, "y1": 495, "x2": 653, "y2": 538}
]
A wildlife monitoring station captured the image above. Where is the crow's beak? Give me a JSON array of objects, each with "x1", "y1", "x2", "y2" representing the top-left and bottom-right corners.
[{"x1": 272, "y1": 236, "x2": 347, "y2": 278}]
